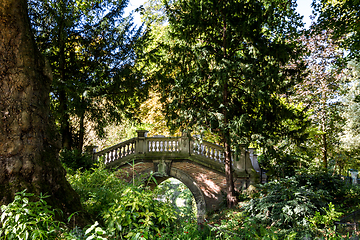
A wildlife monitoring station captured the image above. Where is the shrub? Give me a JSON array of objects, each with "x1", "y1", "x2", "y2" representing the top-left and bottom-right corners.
[
  {"x1": 242, "y1": 177, "x2": 328, "y2": 230},
  {"x1": 103, "y1": 186, "x2": 177, "y2": 239},
  {"x1": 60, "y1": 149, "x2": 94, "y2": 171},
  {"x1": 67, "y1": 164, "x2": 127, "y2": 220},
  {"x1": 0, "y1": 190, "x2": 62, "y2": 240}
]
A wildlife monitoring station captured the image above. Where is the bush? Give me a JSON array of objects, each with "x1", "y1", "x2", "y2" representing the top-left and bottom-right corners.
[
  {"x1": 67, "y1": 164, "x2": 127, "y2": 220},
  {"x1": 103, "y1": 186, "x2": 177, "y2": 239},
  {"x1": 242, "y1": 177, "x2": 328, "y2": 230},
  {"x1": 60, "y1": 149, "x2": 94, "y2": 171},
  {"x1": 0, "y1": 190, "x2": 62, "y2": 240}
]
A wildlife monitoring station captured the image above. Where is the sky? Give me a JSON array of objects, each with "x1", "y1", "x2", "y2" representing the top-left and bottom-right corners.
[{"x1": 125, "y1": 0, "x2": 315, "y2": 28}]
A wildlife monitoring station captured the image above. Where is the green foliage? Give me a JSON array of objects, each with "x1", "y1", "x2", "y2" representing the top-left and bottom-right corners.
[
  {"x1": 28, "y1": 0, "x2": 148, "y2": 151},
  {"x1": 158, "y1": 219, "x2": 213, "y2": 240},
  {"x1": 60, "y1": 149, "x2": 94, "y2": 171},
  {"x1": 0, "y1": 190, "x2": 61, "y2": 240},
  {"x1": 67, "y1": 164, "x2": 127, "y2": 220},
  {"x1": 308, "y1": 203, "x2": 343, "y2": 229},
  {"x1": 156, "y1": 178, "x2": 197, "y2": 220},
  {"x1": 83, "y1": 222, "x2": 107, "y2": 240},
  {"x1": 315, "y1": 0, "x2": 360, "y2": 58},
  {"x1": 242, "y1": 177, "x2": 327, "y2": 230},
  {"x1": 103, "y1": 186, "x2": 177, "y2": 239},
  {"x1": 295, "y1": 172, "x2": 349, "y2": 204}
]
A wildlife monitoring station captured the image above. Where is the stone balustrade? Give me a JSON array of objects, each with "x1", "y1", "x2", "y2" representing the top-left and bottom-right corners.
[
  {"x1": 191, "y1": 140, "x2": 224, "y2": 163},
  {"x1": 93, "y1": 130, "x2": 263, "y2": 179}
]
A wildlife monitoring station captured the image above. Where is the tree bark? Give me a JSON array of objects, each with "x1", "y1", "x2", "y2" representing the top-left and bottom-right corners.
[
  {"x1": 58, "y1": 4, "x2": 72, "y2": 150},
  {"x1": 0, "y1": 0, "x2": 88, "y2": 226},
  {"x1": 222, "y1": 11, "x2": 237, "y2": 208},
  {"x1": 224, "y1": 135, "x2": 238, "y2": 208}
]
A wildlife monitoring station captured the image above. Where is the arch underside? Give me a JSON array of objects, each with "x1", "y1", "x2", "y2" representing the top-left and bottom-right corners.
[
  {"x1": 137, "y1": 167, "x2": 207, "y2": 224},
  {"x1": 113, "y1": 158, "x2": 252, "y2": 224}
]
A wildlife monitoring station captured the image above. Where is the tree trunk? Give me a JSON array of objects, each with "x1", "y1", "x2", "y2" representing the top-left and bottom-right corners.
[
  {"x1": 58, "y1": 7, "x2": 72, "y2": 150},
  {"x1": 224, "y1": 135, "x2": 238, "y2": 208},
  {"x1": 0, "y1": 0, "x2": 88, "y2": 226},
  {"x1": 78, "y1": 109, "x2": 85, "y2": 152},
  {"x1": 322, "y1": 132, "x2": 328, "y2": 170},
  {"x1": 221, "y1": 12, "x2": 237, "y2": 208}
]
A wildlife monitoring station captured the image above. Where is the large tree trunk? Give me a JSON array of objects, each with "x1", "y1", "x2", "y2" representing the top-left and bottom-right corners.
[{"x1": 0, "y1": 0, "x2": 88, "y2": 226}]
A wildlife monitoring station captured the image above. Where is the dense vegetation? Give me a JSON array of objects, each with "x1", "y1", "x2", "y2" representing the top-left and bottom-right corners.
[
  {"x1": 1, "y1": 165, "x2": 360, "y2": 239},
  {"x1": 1, "y1": 0, "x2": 360, "y2": 239}
]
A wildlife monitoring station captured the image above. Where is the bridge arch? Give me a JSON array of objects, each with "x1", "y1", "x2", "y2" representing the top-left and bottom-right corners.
[
  {"x1": 115, "y1": 163, "x2": 207, "y2": 223},
  {"x1": 94, "y1": 130, "x2": 265, "y2": 222},
  {"x1": 169, "y1": 167, "x2": 206, "y2": 223}
]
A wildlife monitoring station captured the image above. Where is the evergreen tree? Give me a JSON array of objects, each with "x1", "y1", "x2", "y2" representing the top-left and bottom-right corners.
[
  {"x1": 154, "y1": 0, "x2": 306, "y2": 207},
  {"x1": 28, "y1": 0, "x2": 148, "y2": 151}
]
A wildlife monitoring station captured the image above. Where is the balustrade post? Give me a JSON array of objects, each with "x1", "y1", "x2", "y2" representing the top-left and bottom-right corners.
[
  {"x1": 249, "y1": 148, "x2": 261, "y2": 173},
  {"x1": 180, "y1": 131, "x2": 191, "y2": 156},
  {"x1": 135, "y1": 130, "x2": 148, "y2": 154},
  {"x1": 234, "y1": 144, "x2": 246, "y2": 170},
  {"x1": 85, "y1": 145, "x2": 98, "y2": 163}
]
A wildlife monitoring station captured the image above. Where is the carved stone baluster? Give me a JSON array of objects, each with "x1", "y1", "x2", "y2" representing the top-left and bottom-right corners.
[
  {"x1": 159, "y1": 140, "x2": 163, "y2": 152},
  {"x1": 170, "y1": 140, "x2": 174, "y2": 152},
  {"x1": 131, "y1": 142, "x2": 135, "y2": 154},
  {"x1": 165, "y1": 140, "x2": 168, "y2": 152},
  {"x1": 214, "y1": 149, "x2": 218, "y2": 161},
  {"x1": 114, "y1": 148, "x2": 118, "y2": 161},
  {"x1": 105, "y1": 152, "x2": 109, "y2": 163},
  {"x1": 149, "y1": 141, "x2": 153, "y2": 152}
]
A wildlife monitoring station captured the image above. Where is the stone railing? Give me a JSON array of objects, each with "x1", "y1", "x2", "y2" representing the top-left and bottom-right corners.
[
  {"x1": 93, "y1": 130, "x2": 262, "y2": 177},
  {"x1": 147, "y1": 137, "x2": 180, "y2": 153},
  {"x1": 95, "y1": 138, "x2": 137, "y2": 165},
  {"x1": 191, "y1": 140, "x2": 224, "y2": 164}
]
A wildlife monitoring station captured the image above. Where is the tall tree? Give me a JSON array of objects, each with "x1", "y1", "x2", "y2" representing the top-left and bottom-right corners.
[
  {"x1": 155, "y1": 0, "x2": 305, "y2": 207},
  {"x1": 292, "y1": 30, "x2": 347, "y2": 170},
  {"x1": 314, "y1": 0, "x2": 360, "y2": 58},
  {"x1": 0, "y1": 0, "x2": 87, "y2": 224},
  {"x1": 340, "y1": 60, "x2": 360, "y2": 166},
  {"x1": 28, "y1": 0, "x2": 148, "y2": 151}
]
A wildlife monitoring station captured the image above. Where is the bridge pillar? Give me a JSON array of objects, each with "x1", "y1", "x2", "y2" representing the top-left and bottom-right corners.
[
  {"x1": 135, "y1": 130, "x2": 148, "y2": 154},
  {"x1": 180, "y1": 132, "x2": 191, "y2": 156},
  {"x1": 233, "y1": 144, "x2": 246, "y2": 170}
]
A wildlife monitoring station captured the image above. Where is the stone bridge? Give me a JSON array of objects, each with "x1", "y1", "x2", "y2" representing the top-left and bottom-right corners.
[{"x1": 93, "y1": 130, "x2": 265, "y2": 223}]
